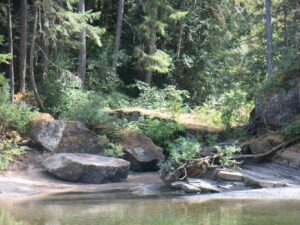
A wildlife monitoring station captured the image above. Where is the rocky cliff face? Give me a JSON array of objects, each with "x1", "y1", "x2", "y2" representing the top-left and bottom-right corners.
[{"x1": 250, "y1": 78, "x2": 300, "y2": 131}]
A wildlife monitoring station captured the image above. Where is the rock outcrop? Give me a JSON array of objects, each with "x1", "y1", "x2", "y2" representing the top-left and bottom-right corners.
[
  {"x1": 42, "y1": 153, "x2": 130, "y2": 184},
  {"x1": 249, "y1": 78, "x2": 300, "y2": 130},
  {"x1": 241, "y1": 132, "x2": 285, "y2": 154},
  {"x1": 274, "y1": 142, "x2": 300, "y2": 169},
  {"x1": 30, "y1": 119, "x2": 104, "y2": 154},
  {"x1": 118, "y1": 131, "x2": 164, "y2": 172}
]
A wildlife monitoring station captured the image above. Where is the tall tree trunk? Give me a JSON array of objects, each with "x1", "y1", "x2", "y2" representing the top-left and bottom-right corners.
[
  {"x1": 19, "y1": 0, "x2": 27, "y2": 93},
  {"x1": 283, "y1": 4, "x2": 288, "y2": 49},
  {"x1": 112, "y1": 0, "x2": 125, "y2": 73},
  {"x1": 176, "y1": 2, "x2": 186, "y2": 60},
  {"x1": 144, "y1": 7, "x2": 157, "y2": 85},
  {"x1": 78, "y1": 0, "x2": 86, "y2": 85},
  {"x1": 30, "y1": 3, "x2": 45, "y2": 111},
  {"x1": 176, "y1": 21, "x2": 184, "y2": 60},
  {"x1": 40, "y1": 0, "x2": 49, "y2": 79},
  {"x1": 265, "y1": 0, "x2": 274, "y2": 78},
  {"x1": 7, "y1": 0, "x2": 14, "y2": 103}
]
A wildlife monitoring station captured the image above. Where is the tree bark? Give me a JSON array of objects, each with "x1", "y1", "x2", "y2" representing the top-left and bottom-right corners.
[
  {"x1": 283, "y1": 4, "x2": 288, "y2": 48},
  {"x1": 78, "y1": 0, "x2": 86, "y2": 85},
  {"x1": 40, "y1": 0, "x2": 49, "y2": 79},
  {"x1": 176, "y1": 2, "x2": 186, "y2": 60},
  {"x1": 144, "y1": 5, "x2": 157, "y2": 85},
  {"x1": 7, "y1": 0, "x2": 14, "y2": 103},
  {"x1": 30, "y1": 3, "x2": 45, "y2": 111},
  {"x1": 265, "y1": 0, "x2": 274, "y2": 78},
  {"x1": 112, "y1": 0, "x2": 125, "y2": 73},
  {"x1": 19, "y1": 0, "x2": 27, "y2": 93},
  {"x1": 176, "y1": 21, "x2": 184, "y2": 60}
]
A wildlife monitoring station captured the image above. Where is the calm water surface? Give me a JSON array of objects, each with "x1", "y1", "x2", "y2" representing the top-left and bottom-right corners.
[{"x1": 1, "y1": 192, "x2": 300, "y2": 225}]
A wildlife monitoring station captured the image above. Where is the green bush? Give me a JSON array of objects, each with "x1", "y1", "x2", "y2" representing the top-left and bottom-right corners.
[
  {"x1": 216, "y1": 145, "x2": 241, "y2": 168},
  {"x1": 0, "y1": 74, "x2": 9, "y2": 103},
  {"x1": 40, "y1": 77, "x2": 117, "y2": 129},
  {"x1": 0, "y1": 75, "x2": 36, "y2": 133},
  {"x1": 104, "y1": 143, "x2": 124, "y2": 158},
  {"x1": 194, "y1": 88, "x2": 253, "y2": 129},
  {"x1": 136, "y1": 118, "x2": 186, "y2": 148},
  {"x1": 166, "y1": 137, "x2": 202, "y2": 165},
  {"x1": 132, "y1": 81, "x2": 190, "y2": 114},
  {"x1": 284, "y1": 120, "x2": 300, "y2": 140},
  {"x1": 0, "y1": 103, "x2": 36, "y2": 133},
  {"x1": 0, "y1": 139, "x2": 26, "y2": 171}
]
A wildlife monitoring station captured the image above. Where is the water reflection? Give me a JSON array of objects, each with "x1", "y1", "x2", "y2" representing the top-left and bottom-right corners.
[{"x1": 1, "y1": 194, "x2": 300, "y2": 225}]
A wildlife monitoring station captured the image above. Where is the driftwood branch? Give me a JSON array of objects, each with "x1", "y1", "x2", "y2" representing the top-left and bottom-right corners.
[{"x1": 234, "y1": 137, "x2": 300, "y2": 161}]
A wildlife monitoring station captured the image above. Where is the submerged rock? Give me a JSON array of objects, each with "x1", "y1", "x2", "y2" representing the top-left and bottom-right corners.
[
  {"x1": 118, "y1": 131, "x2": 164, "y2": 172},
  {"x1": 42, "y1": 153, "x2": 130, "y2": 184},
  {"x1": 30, "y1": 120, "x2": 104, "y2": 154}
]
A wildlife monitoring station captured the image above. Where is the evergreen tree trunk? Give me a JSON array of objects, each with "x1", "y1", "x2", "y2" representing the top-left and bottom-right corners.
[
  {"x1": 265, "y1": 0, "x2": 274, "y2": 78},
  {"x1": 41, "y1": 1, "x2": 49, "y2": 79},
  {"x1": 78, "y1": 0, "x2": 86, "y2": 85},
  {"x1": 176, "y1": 2, "x2": 186, "y2": 60},
  {"x1": 144, "y1": 6, "x2": 157, "y2": 85},
  {"x1": 7, "y1": 0, "x2": 14, "y2": 103},
  {"x1": 30, "y1": 3, "x2": 45, "y2": 111},
  {"x1": 112, "y1": 0, "x2": 125, "y2": 73},
  {"x1": 283, "y1": 4, "x2": 288, "y2": 48},
  {"x1": 19, "y1": 0, "x2": 27, "y2": 93}
]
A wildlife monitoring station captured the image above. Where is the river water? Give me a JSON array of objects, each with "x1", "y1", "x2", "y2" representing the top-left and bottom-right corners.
[{"x1": 1, "y1": 191, "x2": 300, "y2": 225}]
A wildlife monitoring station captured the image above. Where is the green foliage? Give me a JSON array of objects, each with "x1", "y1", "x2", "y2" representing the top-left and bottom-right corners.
[
  {"x1": 0, "y1": 74, "x2": 9, "y2": 104},
  {"x1": 125, "y1": 118, "x2": 185, "y2": 148},
  {"x1": 132, "y1": 81, "x2": 190, "y2": 113},
  {"x1": 166, "y1": 137, "x2": 202, "y2": 165},
  {"x1": 194, "y1": 88, "x2": 254, "y2": 129},
  {"x1": 104, "y1": 143, "x2": 124, "y2": 158},
  {"x1": 0, "y1": 139, "x2": 26, "y2": 171},
  {"x1": 0, "y1": 35, "x2": 11, "y2": 64},
  {"x1": 284, "y1": 120, "x2": 300, "y2": 140},
  {"x1": 0, "y1": 75, "x2": 36, "y2": 133},
  {"x1": 206, "y1": 134, "x2": 218, "y2": 147},
  {"x1": 220, "y1": 88, "x2": 254, "y2": 129},
  {"x1": 139, "y1": 119, "x2": 185, "y2": 148},
  {"x1": 216, "y1": 145, "x2": 241, "y2": 168},
  {"x1": 135, "y1": 49, "x2": 173, "y2": 74},
  {"x1": 40, "y1": 77, "x2": 116, "y2": 129},
  {"x1": 0, "y1": 103, "x2": 36, "y2": 133}
]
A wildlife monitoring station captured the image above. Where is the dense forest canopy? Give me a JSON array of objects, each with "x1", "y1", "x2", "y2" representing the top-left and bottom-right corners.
[{"x1": 0, "y1": 0, "x2": 299, "y2": 127}]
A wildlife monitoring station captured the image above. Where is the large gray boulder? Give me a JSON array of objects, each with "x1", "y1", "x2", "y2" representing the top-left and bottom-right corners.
[
  {"x1": 42, "y1": 153, "x2": 130, "y2": 184},
  {"x1": 249, "y1": 78, "x2": 300, "y2": 130},
  {"x1": 118, "y1": 131, "x2": 164, "y2": 172},
  {"x1": 30, "y1": 119, "x2": 104, "y2": 154}
]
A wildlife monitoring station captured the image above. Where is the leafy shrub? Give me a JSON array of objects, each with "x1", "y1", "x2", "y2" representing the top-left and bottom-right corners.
[
  {"x1": 216, "y1": 145, "x2": 241, "y2": 168},
  {"x1": 0, "y1": 139, "x2": 26, "y2": 171},
  {"x1": 0, "y1": 103, "x2": 36, "y2": 133},
  {"x1": 194, "y1": 88, "x2": 253, "y2": 129},
  {"x1": 0, "y1": 75, "x2": 36, "y2": 133},
  {"x1": 284, "y1": 120, "x2": 300, "y2": 140},
  {"x1": 40, "y1": 77, "x2": 117, "y2": 129},
  {"x1": 206, "y1": 134, "x2": 218, "y2": 147},
  {"x1": 166, "y1": 137, "x2": 202, "y2": 165},
  {"x1": 0, "y1": 74, "x2": 9, "y2": 103},
  {"x1": 104, "y1": 143, "x2": 124, "y2": 158},
  {"x1": 136, "y1": 118, "x2": 186, "y2": 148},
  {"x1": 132, "y1": 81, "x2": 190, "y2": 114}
]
